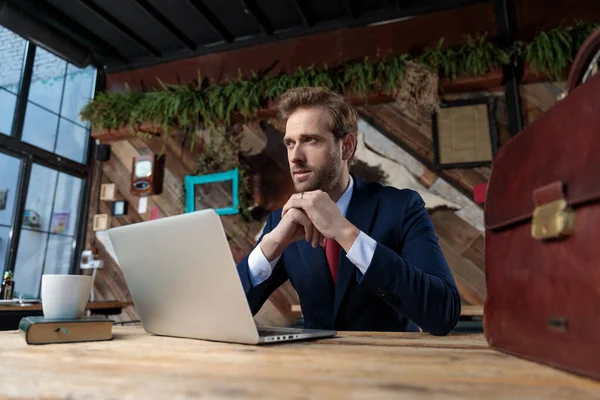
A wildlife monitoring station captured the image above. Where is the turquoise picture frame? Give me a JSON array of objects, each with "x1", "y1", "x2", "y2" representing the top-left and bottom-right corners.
[{"x1": 184, "y1": 168, "x2": 239, "y2": 215}]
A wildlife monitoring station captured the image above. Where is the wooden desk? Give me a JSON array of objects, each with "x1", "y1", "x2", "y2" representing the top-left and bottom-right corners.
[{"x1": 1, "y1": 327, "x2": 598, "y2": 399}]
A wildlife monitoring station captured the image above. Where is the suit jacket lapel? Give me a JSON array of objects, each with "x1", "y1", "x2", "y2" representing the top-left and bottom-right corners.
[{"x1": 333, "y1": 176, "x2": 379, "y2": 325}]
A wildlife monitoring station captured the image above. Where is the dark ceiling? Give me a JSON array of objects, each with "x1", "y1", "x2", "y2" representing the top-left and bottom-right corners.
[{"x1": 4, "y1": 0, "x2": 490, "y2": 73}]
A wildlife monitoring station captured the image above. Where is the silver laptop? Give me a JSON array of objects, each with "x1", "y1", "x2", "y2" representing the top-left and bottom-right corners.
[{"x1": 107, "y1": 209, "x2": 336, "y2": 345}]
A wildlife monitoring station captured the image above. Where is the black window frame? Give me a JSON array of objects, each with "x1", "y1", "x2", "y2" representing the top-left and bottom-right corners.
[{"x1": 0, "y1": 38, "x2": 104, "y2": 285}]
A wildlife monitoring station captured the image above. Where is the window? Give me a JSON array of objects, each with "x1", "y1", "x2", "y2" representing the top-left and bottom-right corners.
[
  {"x1": 22, "y1": 47, "x2": 95, "y2": 164},
  {"x1": 0, "y1": 25, "x2": 97, "y2": 298},
  {"x1": 13, "y1": 165, "x2": 83, "y2": 298}
]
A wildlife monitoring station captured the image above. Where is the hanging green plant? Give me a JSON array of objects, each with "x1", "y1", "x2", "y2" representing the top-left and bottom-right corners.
[
  {"x1": 80, "y1": 89, "x2": 140, "y2": 131},
  {"x1": 343, "y1": 57, "x2": 377, "y2": 98},
  {"x1": 525, "y1": 28, "x2": 574, "y2": 80},
  {"x1": 377, "y1": 53, "x2": 408, "y2": 94},
  {"x1": 460, "y1": 33, "x2": 511, "y2": 77},
  {"x1": 418, "y1": 34, "x2": 510, "y2": 80},
  {"x1": 523, "y1": 20, "x2": 600, "y2": 80},
  {"x1": 418, "y1": 38, "x2": 461, "y2": 80},
  {"x1": 570, "y1": 20, "x2": 600, "y2": 51}
]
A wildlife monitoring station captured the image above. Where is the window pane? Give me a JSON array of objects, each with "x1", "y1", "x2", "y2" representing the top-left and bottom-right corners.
[
  {"x1": 55, "y1": 118, "x2": 88, "y2": 163},
  {"x1": 28, "y1": 47, "x2": 66, "y2": 113},
  {"x1": 0, "y1": 227, "x2": 10, "y2": 275},
  {"x1": 0, "y1": 88, "x2": 17, "y2": 136},
  {"x1": 23, "y1": 164, "x2": 58, "y2": 233},
  {"x1": 0, "y1": 26, "x2": 26, "y2": 94},
  {"x1": 0, "y1": 152, "x2": 22, "y2": 226},
  {"x1": 61, "y1": 64, "x2": 96, "y2": 126},
  {"x1": 43, "y1": 235, "x2": 74, "y2": 275},
  {"x1": 52, "y1": 172, "x2": 82, "y2": 237},
  {"x1": 22, "y1": 102, "x2": 59, "y2": 152},
  {"x1": 13, "y1": 230, "x2": 48, "y2": 299}
]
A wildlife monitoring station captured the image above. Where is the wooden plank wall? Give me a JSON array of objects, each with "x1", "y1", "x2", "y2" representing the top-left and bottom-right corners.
[
  {"x1": 85, "y1": 82, "x2": 562, "y2": 323},
  {"x1": 520, "y1": 82, "x2": 565, "y2": 125},
  {"x1": 358, "y1": 101, "x2": 494, "y2": 199}
]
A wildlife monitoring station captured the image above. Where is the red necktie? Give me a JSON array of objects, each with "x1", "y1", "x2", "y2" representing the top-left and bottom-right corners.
[{"x1": 325, "y1": 239, "x2": 341, "y2": 283}]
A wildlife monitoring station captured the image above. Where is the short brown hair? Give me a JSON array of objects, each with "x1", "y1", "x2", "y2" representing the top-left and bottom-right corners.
[{"x1": 276, "y1": 86, "x2": 358, "y2": 142}]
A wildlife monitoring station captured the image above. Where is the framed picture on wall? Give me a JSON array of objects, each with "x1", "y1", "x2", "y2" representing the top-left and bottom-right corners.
[
  {"x1": 100, "y1": 183, "x2": 116, "y2": 201},
  {"x1": 432, "y1": 97, "x2": 498, "y2": 169},
  {"x1": 110, "y1": 200, "x2": 128, "y2": 217},
  {"x1": 50, "y1": 210, "x2": 70, "y2": 234},
  {"x1": 92, "y1": 214, "x2": 110, "y2": 231},
  {"x1": 184, "y1": 168, "x2": 239, "y2": 216}
]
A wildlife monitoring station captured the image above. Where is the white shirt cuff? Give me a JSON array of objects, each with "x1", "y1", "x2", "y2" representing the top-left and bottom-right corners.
[
  {"x1": 248, "y1": 244, "x2": 280, "y2": 287},
  {"x1": 346, "y1": 231, "x2": 377, "y2": 275}
]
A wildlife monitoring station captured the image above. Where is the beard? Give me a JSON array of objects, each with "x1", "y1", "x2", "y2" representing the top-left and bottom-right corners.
[{"x1": 292, "y1": 149, "x2": 342, "y2": 193}]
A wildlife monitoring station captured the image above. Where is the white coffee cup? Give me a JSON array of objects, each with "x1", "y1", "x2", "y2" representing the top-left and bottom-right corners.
[{"x1": 41, "y1": 274, "x2": 93, "y2": 319}]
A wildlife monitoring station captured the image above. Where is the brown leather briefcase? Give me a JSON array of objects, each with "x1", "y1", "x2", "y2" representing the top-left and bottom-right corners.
[{"x1": 483, "y1": 71, "x2": 600, "y2": 380}]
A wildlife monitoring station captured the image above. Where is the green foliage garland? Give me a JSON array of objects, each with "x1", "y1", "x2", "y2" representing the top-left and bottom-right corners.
[{"x1": 81, "y1": 21, "x2": 599, "y2": 136}]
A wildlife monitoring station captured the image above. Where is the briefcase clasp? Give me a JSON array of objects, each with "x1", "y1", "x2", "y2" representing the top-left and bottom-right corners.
[{"x1": 531, "y1": 199, "x2": 575, "y2": 240}]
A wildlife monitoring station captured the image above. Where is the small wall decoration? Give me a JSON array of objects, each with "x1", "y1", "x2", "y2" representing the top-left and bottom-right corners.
[
  {"x1": 432, "y1": 97, "x2": 498, "y2": 169},
  {"x1": 110, "y1": 200, "x2": 128, "y2": 217},
  {"x1": 137, "y1": 197, "x2": 148, "y2": 214},
  {"x1": 80, "y1": 249, "x2": 94, "y2": 269},
  {"x1": 473, "y1": 183, "x2": 488, "y2": 205},
  {"x1": 80, "y1": 249, "x2": 104, "y2": 271},
  {"x1": 0, "y1": 189, "x2": 7, "y2": 210},
  {"x1": 131, "y1": 154, "x2": 165, "y2": 196},
  {"x1": 185, "y1": 168, "x2": 239, "y2": 215},
  {"x1": 23, "y1": 210, "x2": 41, "y2": 228},
  {"x1": 50, "y1": 210, "x2": 70, "y2": 234},
  {"x1": 92, "y1": 214, "x2": 109, "y2": 231},
  {"x1": 100, "y1": 183, "x2": 117, "y2": 201}
]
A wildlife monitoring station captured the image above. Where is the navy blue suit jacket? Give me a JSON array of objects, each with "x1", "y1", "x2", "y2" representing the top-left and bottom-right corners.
[{"x1": 236, "y1": 177, "x2": 461, "y2": 335}]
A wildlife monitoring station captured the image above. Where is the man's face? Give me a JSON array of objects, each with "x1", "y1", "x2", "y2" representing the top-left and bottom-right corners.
[{"x1": 283, "y1": 107, "x2": 343, "y2": 193}]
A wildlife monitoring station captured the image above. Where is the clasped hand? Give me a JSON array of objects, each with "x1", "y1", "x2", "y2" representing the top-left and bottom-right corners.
[{"x1": 279, "y1": 190, "x2": 349, "y2": 248}]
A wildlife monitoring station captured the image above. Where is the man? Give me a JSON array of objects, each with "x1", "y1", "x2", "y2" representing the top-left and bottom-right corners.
[{"x1": 236, "y1": 87, "x2": 461, "y2": 335}]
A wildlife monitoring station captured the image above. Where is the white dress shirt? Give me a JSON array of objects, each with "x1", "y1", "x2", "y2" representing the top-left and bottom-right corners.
[{"x1": 248, "y1": 176, "x2": 378, "y2": 286}]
